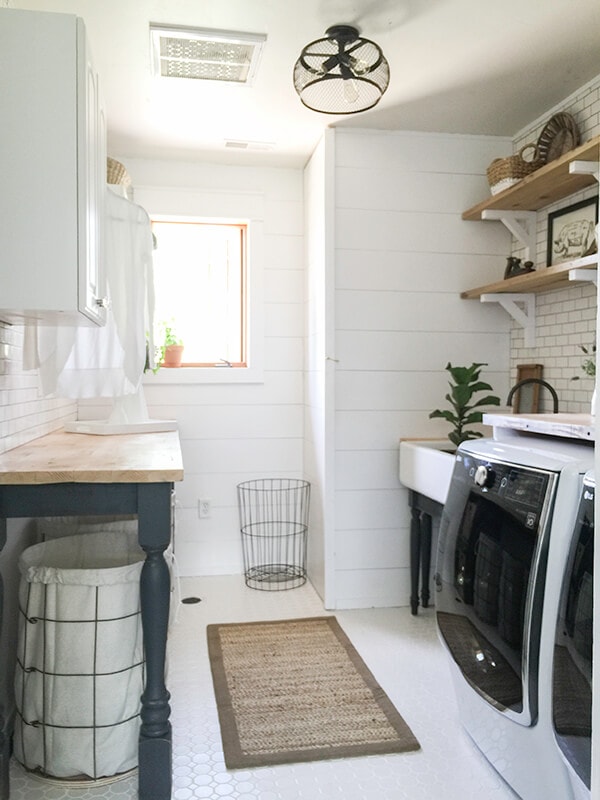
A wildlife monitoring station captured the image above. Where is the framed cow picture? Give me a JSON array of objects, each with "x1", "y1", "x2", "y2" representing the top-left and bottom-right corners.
[{"x1": 547, "y1": 196, "x2": 598, "y2": 266}]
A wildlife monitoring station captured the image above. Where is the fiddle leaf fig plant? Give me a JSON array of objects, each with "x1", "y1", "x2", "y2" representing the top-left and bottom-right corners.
[{"x1": 429, "y1": 362, "x2": 501, "y2": 447}]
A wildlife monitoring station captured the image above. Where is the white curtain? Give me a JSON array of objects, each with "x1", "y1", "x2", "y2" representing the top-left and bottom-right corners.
[{"x1": 24, "y1": 187, "x2": 155, "y2": 399}]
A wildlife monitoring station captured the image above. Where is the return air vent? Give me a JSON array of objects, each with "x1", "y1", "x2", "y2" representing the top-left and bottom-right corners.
[
  {"x1": 225, "y1": 139, "x2": 275, "y2": 151},
  {"x1": 150, "y1": 24, "x2": 266, "y2": 85}
]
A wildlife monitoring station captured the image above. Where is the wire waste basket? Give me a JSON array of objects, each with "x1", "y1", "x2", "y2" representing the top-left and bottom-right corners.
[{"x1": 237, "y1": 478, "x2": 310, "y2": 590}]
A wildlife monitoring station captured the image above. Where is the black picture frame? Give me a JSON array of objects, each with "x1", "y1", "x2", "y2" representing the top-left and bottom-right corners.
[{"x1": 547, "y1": 196, "x2": 598, "y2": 266}]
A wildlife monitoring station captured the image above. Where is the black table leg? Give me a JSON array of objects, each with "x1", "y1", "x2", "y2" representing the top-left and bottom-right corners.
[
  {"x1": 420, "y1": 512, "x2": 432, "y2": 609},
  {"x1": 0, "y1": 518, "x2": 8, "y2": 800},
  {"x1": 407, "y1": 491, "x2": 443, "y2": 616},
  {"x1": 410, "y1": 506, "x2": 421, "y2": 615},
  {"x1": 137, "y1": 484, "x2": 172, "y2": 800}
]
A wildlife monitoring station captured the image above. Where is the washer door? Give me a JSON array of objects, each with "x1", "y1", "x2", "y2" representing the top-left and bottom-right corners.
[{"x1": 436, "y1": 450, "x2": 557, "y2": 726}]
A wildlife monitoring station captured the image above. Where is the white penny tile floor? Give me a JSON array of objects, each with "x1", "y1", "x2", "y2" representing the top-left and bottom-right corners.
[{"x1": 9, "y1": 575, "x2": 518, "y2": 799}]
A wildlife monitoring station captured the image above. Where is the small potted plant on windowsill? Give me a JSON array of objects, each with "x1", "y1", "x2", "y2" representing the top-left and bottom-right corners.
[{"x1": 157, "y1": 321, "x2": 184, "y2": 368}]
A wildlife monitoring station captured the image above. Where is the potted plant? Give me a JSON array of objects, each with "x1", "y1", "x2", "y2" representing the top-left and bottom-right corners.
[
  {"x1": 571, "y1": 341, "x2": 596, "y2": 382},
  {"x1": 571, "y1": 338, "x2": 596, "y2": 415},
  {"x1": 429, "y1": 362, "x2": 501, "y2": 448},
  {"x1": 400, "y1": 363, "x2": 501, "y2": 504},
  {"x1": 156, "y1": 321, "x2": 184, "y2": 368}
]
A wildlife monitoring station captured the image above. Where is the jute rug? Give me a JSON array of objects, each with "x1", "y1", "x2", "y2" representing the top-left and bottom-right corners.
[{"x1": 207, "y1": 616, "x2": 420, "y2": 769}]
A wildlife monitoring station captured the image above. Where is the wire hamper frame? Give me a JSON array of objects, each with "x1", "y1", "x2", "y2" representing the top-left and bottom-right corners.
[
  {"x1": 237, "y1": 479, "x2": 310, "y2": 590},
  {"x1": 13, "y1": 531, "x2": 145, "y2": 783}
]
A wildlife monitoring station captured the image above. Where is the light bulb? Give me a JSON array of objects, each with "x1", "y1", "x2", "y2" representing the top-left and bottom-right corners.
[
  {"x1": 349, "y1": 56, "x2": 370, "y2": 76},
  {"x1": 343, "y1": 78, "x2": 359, "y2": 104}
]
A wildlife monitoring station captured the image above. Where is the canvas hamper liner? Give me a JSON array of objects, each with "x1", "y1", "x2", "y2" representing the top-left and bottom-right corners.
[{"x1": 14, "y1": 531, "x2": 145, "y2": 784}]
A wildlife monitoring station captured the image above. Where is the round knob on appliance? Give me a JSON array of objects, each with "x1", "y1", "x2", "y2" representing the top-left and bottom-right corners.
[{"x1": 474, "y1": 464, "x2": 493, "y2": 488}]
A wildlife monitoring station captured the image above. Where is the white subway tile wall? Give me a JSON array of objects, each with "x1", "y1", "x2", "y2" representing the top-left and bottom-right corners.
[
  {"x1": 511, "y1": 74, "x2": 600, "y2": 412},
  {"x1": 0, "y1": 322, "x2": 76, "y2": 455}
]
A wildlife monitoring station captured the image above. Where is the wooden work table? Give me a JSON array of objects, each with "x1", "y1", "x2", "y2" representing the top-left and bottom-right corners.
[{"x1": 0, "y1": 430, "x2": 183, "y2": 800}]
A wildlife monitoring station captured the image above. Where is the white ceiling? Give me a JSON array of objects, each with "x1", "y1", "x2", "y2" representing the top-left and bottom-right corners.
[{"x1": 9, "y1": 0, "x2": 600, "y2": 168}]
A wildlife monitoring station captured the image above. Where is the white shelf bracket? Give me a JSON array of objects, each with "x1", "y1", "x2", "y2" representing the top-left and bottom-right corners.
[
  {"x1": 481, "y1": 293, "x2": 536, "y2": 347},
  {"x1": 480, "y1": 210, "x2": 537, "y2": 260},
  {"x1": 569, "y1": 268, "x2": 598, "y2": 286},
  {"x1": 569, "y1": 160, "x2": 600, "y2": 183}
]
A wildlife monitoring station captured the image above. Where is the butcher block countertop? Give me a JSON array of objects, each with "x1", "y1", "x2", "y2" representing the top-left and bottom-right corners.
[{"x1": 0, "y1": 430, "x2": 184, "y2": 485}]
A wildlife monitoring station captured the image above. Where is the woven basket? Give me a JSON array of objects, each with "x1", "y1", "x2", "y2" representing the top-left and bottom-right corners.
[
  {"x1": 106, "y1": 157, "x2": 132, "y2": 187},
  {"x1": 486, "y1": 144, "x2": 542, "y2": 195}
]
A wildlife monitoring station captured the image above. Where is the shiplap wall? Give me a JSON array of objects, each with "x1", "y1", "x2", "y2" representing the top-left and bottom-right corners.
[
  {"x1": 303, "y1": 133, "x2": 334, "y2": 605},
  {"x1": 328, "y1": 130, "x2": 512, "y2": 607},
  {"x1": 120, "y1": 160, "x2": 305, "y2": 577}
]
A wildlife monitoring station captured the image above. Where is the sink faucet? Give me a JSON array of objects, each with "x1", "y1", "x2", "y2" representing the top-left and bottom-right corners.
[{"x1": 506, "y1": 378, "x2": 559, "y2": 414}]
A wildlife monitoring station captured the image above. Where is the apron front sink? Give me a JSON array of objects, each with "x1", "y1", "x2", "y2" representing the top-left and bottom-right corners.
[{"x1": 399, "y1": 439, "x2": 456, "y2": 505}]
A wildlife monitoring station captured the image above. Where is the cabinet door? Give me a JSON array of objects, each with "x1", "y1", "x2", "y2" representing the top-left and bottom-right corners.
[
  {"x1": 77, "y1": 20, "x2": 107, "y2": 325},
  {"x1": 0, "y1": 9, "x2": 105, "y2": 326}
]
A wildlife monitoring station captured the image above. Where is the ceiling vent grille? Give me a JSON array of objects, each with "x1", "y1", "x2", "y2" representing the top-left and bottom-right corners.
[
  {"x1": 150, "y1": 24, "x2": 266, "y2": 85},
  {"x1": 225, "y1": 139, "x2": 275, "y2": 151}
]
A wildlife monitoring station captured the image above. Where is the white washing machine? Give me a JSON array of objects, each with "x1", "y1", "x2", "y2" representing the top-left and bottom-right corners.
[
  {"x1": 552, "y1": 469, "x2": 593, "y2": 800},
  {"x1": 434, "y1": 435, "x2": 594, "y2": 800}
]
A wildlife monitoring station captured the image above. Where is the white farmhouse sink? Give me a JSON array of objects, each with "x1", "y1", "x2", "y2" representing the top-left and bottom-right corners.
[{"x1": 399, "y1": 439, "x2": 456, "y2": 505}]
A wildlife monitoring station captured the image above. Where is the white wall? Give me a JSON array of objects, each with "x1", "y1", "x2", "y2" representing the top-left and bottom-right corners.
[
  {"x1": 116, "y1": 159, "x2": 305, "y2": 578},
  {"x1": 303, "y1": 131, "x2": 335, "y2": 606},
  {"x1": 330, "y1": 129, "x2": 512, "y2": 608}
]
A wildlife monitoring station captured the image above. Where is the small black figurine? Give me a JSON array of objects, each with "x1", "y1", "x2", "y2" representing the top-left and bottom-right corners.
[{"x1": 504, "y1": 257, "x2": 535, "y2": 279}]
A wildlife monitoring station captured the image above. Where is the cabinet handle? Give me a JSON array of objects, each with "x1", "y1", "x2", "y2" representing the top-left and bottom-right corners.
[{"x1": 95, "y1": 297, "x2": 110, "y2": 309}]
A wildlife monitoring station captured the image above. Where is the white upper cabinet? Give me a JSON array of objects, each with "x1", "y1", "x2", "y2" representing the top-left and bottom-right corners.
[{"x1": 0, "y1": 8, "x2": 107, "y2": 326}]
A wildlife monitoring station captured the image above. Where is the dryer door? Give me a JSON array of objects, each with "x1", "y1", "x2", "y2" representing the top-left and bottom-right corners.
[{"x1": 553, "y1": 475, "x2": 593, "y2": 792}]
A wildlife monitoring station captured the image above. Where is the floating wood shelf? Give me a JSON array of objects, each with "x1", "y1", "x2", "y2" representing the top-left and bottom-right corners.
[
  {"x1": 461, "y1": 255, "x2": 598, "y2": 299},
  {"x1": 462, "y1": 135, "x2": 600, "y2": 220}
]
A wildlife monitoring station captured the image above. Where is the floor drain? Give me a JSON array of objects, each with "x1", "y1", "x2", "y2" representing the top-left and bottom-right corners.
[{"x1": 181, "y1": 596, "x2": 202, "y2": 604}]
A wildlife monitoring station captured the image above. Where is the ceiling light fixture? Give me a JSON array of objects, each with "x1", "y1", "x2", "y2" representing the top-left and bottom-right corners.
[
  {"x1": 293, "y1": 24, "x2": 390, "y2": 114},
  {"x1": 150, "y1": 24, "x2": 266, "y2": 85}
]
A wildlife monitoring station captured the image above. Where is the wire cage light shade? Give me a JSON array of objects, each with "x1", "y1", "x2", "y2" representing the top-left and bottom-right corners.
[{"x1": 293, "y1": 24, "x2": 389, "y2": 114}]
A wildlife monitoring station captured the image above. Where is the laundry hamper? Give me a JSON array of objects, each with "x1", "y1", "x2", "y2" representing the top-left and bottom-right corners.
[
  {"x1": 13, "y1": 531, "x2": 145, "y2": 783},
  {"x1": 237, "y1": 478, "x2": 310, "y2": 590}
]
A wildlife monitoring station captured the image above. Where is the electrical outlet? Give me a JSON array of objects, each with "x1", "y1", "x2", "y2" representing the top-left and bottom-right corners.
[{"x1": 198, "y1": 499, "x2": 211, "y2": 519}]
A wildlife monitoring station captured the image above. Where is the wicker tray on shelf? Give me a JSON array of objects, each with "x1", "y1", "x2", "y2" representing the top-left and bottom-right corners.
[{"x1": 535, "y1": 112, "x2": 580, "y2": 164}]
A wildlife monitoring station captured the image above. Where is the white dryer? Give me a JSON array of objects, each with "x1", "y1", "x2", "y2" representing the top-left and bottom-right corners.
[{"x1": 552, "y1": 469, "x2": 593, "y2": 799}]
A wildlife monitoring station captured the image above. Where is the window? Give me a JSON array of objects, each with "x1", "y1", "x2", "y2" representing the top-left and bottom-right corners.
[{"x1": 151, "y1": 219, "x2": 247, "y2": 368}]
